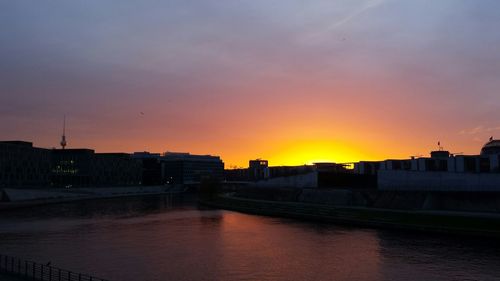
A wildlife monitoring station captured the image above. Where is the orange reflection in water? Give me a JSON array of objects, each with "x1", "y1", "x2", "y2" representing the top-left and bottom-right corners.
[{"x1": 216, "y1": 212, "x2": 383, "y2": 281}]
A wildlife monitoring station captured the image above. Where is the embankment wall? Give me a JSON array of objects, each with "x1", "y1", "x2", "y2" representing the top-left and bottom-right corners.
[{"x1": 378, "y1": 170, "x2": 500, "y2": 191}]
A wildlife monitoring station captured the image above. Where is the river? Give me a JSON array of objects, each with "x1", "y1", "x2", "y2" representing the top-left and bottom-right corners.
[{"x1": 0, "y1": 195, "x2": 499, "y2": 281}]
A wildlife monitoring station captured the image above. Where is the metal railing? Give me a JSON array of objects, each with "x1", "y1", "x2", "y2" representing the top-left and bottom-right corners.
[{"x1": 0, "y1": 255, "x2": 109, "y2": 281}]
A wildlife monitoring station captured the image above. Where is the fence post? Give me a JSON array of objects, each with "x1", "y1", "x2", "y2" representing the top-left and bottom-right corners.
[{"x1": 0, "y1": 256, "x2": 104, "y2": 281}]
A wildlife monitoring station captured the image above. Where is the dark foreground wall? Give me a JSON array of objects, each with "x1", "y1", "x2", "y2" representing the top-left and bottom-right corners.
[
  {"x1": 233, "y1": 186, "x2": 500, "y2": 213},
  {"x1": 202, "y1": 195, "x2": 500, "y2": 237}
]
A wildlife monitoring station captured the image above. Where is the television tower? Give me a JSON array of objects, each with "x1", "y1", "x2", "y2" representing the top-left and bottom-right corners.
[{"x1": 60, "y1": 115, "x2": 67, "y2": 149}]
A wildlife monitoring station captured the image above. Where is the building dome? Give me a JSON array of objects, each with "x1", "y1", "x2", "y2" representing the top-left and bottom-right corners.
[{"x1": 480, "y1": 139, "x2": 500, "y2": 156}]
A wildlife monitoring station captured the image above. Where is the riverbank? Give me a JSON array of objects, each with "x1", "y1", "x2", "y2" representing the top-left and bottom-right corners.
[
  {"x1": 201, "y1": 195, "x2": 500, "y2": 237},
  {"x1": 0, "y1": 186, "x2": 183, "y2": 211}
]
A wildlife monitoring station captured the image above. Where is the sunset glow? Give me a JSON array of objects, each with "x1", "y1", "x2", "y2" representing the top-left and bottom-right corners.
[{"x1": 1, "y1": 1, "x2": 499, "y2": 167}]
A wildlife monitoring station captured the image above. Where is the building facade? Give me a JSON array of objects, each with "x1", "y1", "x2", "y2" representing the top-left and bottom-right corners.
[
  {"x1": 162, "y1": 152, "x2": 224, "y2": 184},
  {"x1": 248, "y1": 159, "x2": 269, "y2": 181},
  {"x1": 51, "y1": 149, "x2": 142, "y2": 187},
  {"x1": 51, "y1": 149, "x2": 95, "y2": 187},
  {"x1": 354, "y1": 140, "x2": 500, "y2": 191},
  {"x1": 132, "y1": 152, "x2": 162, "y2": 185},
  {"x1": 0, "y1": 141, "x2": 51, "y2": 188},
  {"x1": 93, "y1": 153, "x2": 142, "y2": 186}
]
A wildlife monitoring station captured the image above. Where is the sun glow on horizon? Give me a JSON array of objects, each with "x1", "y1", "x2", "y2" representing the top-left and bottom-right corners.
[
  {"x1": 262, "y1": 139, "x2": 377, "y2": 167},
  {"x1": 1, "y1": 1, "x2": 497, "y2": 170}
]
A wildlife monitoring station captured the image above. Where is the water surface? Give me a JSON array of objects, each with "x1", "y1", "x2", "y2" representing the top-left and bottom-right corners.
[{"x1": 1, "y1": 195, "x2": 499, "y2": 281}]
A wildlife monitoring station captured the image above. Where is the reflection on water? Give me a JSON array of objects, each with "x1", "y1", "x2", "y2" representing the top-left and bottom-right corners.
[{"x1": 1, "y1": 195, "x2": 500, "y2": 281}]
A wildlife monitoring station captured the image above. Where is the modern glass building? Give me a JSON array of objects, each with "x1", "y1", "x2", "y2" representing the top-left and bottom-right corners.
[{"x1": 162, "y1": 152, "x2": 224, "y2": 184}]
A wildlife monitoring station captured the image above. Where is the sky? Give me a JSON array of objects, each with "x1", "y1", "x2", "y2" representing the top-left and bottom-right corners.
[{"x1": 1, "y1": 0, "x2": 500, "y2": 168}]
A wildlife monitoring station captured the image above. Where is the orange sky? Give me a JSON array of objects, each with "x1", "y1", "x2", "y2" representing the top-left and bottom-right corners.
[{"x1": 1, "y1": 1, "x2": 499, "y2": 167}]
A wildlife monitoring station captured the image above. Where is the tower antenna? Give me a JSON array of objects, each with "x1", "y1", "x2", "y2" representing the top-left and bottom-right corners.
[{"x1": 60, "y1": 115, "x2": 67, "y2": 149}]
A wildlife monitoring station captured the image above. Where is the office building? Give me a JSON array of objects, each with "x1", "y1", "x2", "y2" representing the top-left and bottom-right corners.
[
  {"x1": 162, "y1": 152, "x2": 224, "y2": 184},
  {"x1": 0, "y1": 141, "x2": 51, "y2": 188}
]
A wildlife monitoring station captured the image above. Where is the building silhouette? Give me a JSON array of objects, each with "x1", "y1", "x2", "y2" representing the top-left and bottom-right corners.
[
  {"x1": 162, "y1": 152, "x2": 224, "y2": 184},
  {"x1": 0, "y1": 141, "x2": 51, "y2": 188},
  {"x1": 132, "y1": 152, "x2": 162, "y2": 186},
  {"x1": 51, "y1": 149, "x2": 141, "y2": 187},
  {"x1": 354, "y1": 139, "x2": 500, "y2": 191},
  {"x1": 481, "y1": 139, "x2": 500, "y2": 156},
  {"x1": 249, "y1": 159, "x2": 269, "y2": 181}
]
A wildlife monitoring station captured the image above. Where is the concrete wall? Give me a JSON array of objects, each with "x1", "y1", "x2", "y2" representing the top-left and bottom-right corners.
[
  {"x1": 78, "y1": 186, "x2": 168, "y2": 196},
  {"x1": 411, "y1": 159, "x2": 418, "y2": 171},
  {"x1": 490, "y1": 155, "x2": 500, "y2": 172},
  {"x1": 418, "y1": 159, "x2": 426, "y2": 171},
  {"x1": 299, "y1": 189, "x2": 353, "y2": 206},
  {"x1": 378, "y1": 170, "x2": 500, "y2": 191},
  {"x1": 2, "y1": 186, "x2": 169, "y2": 202},
  {"x1": 250, "y1": 171, "x2": 318, "y2": 188},
  {"x1": 3, "y1": 188, "x2": 85, "y2": 202}
]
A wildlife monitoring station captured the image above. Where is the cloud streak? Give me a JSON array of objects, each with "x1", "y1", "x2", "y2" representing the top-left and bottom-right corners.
[
  {"x1": 460, "y1": 126, "x2": 500, "y2": 135},
  {"x1": 328, "y1": 0, "x2": 386, "y2": 30},
  {"x1": 302, "y1": 0, "x2": 386, "y2": 44}
]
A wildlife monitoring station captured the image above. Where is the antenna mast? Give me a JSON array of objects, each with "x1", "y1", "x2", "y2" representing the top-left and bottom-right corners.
[{"x1": 60, "y1": 115, "x2": 67, "y2": 149}]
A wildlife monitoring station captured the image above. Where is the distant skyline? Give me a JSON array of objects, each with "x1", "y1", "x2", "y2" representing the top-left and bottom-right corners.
[{"x1": 1, "y1": 0, "x2": 500, "y2": 167}]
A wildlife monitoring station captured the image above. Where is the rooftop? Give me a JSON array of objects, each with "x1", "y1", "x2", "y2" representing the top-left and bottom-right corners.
[
  {"x1": 481, "y1": 139, "x2": 500, "y2": 156},
  {"x1": 0, "y1": 141, "x2": 33, "y2": 147}
]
